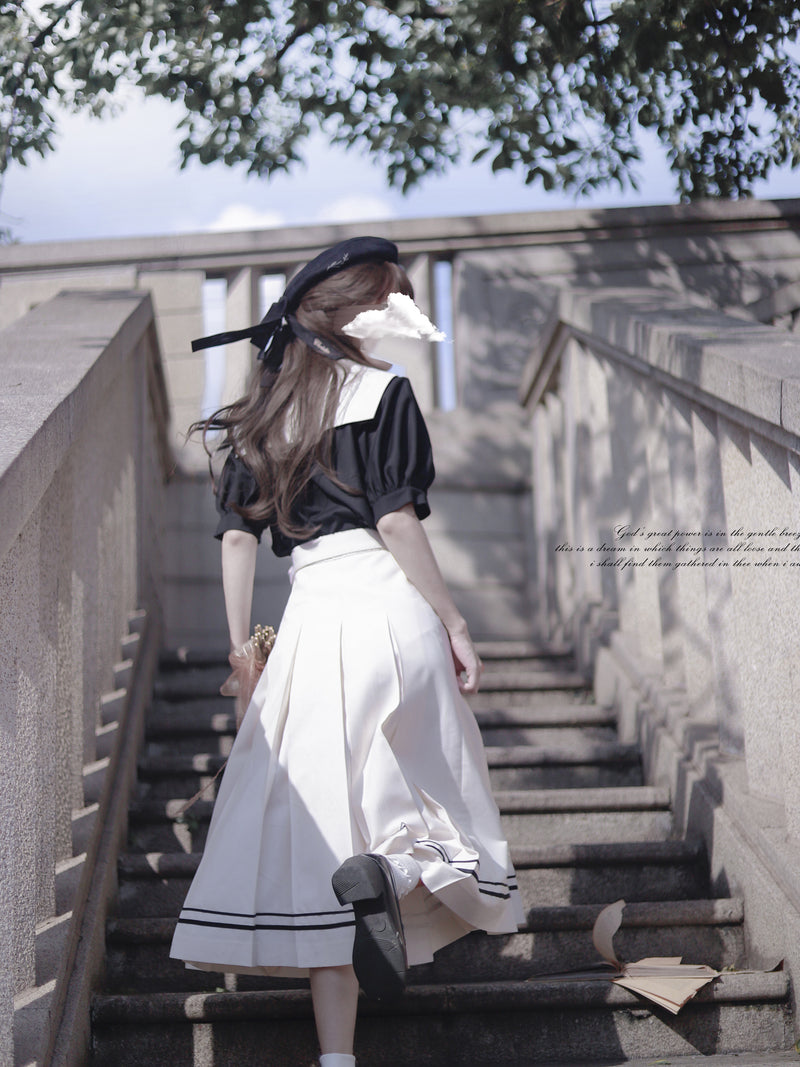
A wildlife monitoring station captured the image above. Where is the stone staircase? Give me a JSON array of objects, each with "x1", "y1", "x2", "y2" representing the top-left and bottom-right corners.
[{"x1": 91, "y1": 646, "x2": 794, "y2": 1065}]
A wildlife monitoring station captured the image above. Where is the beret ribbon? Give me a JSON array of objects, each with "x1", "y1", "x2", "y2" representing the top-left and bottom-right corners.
[{"x1": 190, "y1": 235, "x2": 399, "y2": 373}]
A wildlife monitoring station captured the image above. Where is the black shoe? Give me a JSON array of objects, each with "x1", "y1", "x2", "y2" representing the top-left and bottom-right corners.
[{"x1": 332, "y1": 853, "x2": 407, "y2": 1001}]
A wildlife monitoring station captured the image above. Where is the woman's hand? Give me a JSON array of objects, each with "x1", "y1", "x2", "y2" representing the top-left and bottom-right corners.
[{"x1": 447, "y1": 622, "x2": 483, "y2": 694}]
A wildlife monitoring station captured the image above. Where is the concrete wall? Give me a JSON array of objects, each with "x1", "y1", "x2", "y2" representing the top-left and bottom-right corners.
[
  {"x1": 0, "y1": 291, "x2": 170, "y2": 1064},
  {"x1": 521, "y1": 285, "x2": 800, "y2": 1022},
  {"x1": 0, "y1": 268, "x2": 204, "y2": 470}
]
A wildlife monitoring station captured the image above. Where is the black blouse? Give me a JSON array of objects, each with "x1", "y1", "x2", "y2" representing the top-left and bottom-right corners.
[{"x1": 214, "y1": 375, "x2": 435, "y2": 557}]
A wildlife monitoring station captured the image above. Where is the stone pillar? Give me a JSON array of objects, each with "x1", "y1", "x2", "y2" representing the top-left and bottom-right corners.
[
  {"x1": 138, "y1": 270, "x2": 205, "y2": 469},
  {"x1": 531, "y1": 391, "x2": 572, "y2": 647},
  {"x1": 779, "y1": 452, "x2": 800, "y2": 839},
  {"x1": 0, "y1": 521, "x2": 46, "y2": 996},
  {"x1": 572, "y1": 345, "x2": 604, "y2": 608},
  {"x1": 626, "y1": 375, "x2": 666, "y2": 674},
  {"x1": 546, "y1": 392, "x2": 575, "y2": 644},
  {"x1": 559, "y1": 343, "x2": 578, "y2": 585},
  {"x1": 599, "y1": 368, "x2": 636, "y2": 642},
  {"x1": 559, "y1": 343, "x2": 579, "y2": 615},
  {"x1": 582, "y1": 349, "x2": 623, "y2": 616},
  {"x1": 643, "y1": 383, "x2": 686, "y2": 694},
  {"x1": 718, "y1": 420, "x2": 796, "y2": 802},
  {"x1": 603, "y1": 365, "x2": 662, "y2": 672},
  {"x1": 664, "y1": 393, "x2": 715, "y2": 721},
  {"x1": 531, "y1": 403, "x2": 561, "y2": 644},
  {"x1": 220, "y1": 268, "x2": 260, "y2": 409},
  {"x1": 691, "y1": 407, "x2": 745, "y2": 755},
  {"x1": 561, "y1": 340, "x2": 603, "y2": 618}
]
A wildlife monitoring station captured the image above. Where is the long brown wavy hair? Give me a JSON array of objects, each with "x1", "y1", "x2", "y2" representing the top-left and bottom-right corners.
[{"x1": 194, "y1": 259, "x2": 414, "y2": 538}]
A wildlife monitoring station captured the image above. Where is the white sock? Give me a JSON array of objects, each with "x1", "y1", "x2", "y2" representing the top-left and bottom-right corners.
[
  {"x1": 386, "y1": 853, "x2": 422, "y2": 898},
  {"x1": 319, "y1": 1055, "x2": 356, "y2": 1067}
]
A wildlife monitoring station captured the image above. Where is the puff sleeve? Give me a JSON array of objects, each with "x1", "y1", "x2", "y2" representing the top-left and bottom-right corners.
[
  {"x1": 361, "y1": 376, "x2": 434, "y2": 523},
  {"x1": 213, "y1": 451, "x2": 270, "y2": 542}
]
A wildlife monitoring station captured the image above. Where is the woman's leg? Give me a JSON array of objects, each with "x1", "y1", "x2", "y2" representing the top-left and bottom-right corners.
[{"x1": 309, "y1": 964, "x2": 359, "y2": 1056}]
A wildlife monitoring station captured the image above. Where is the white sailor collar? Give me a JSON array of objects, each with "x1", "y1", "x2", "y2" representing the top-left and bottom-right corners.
[{"x1": 334, "y1": 362, "x2": 397, "y2": 427}]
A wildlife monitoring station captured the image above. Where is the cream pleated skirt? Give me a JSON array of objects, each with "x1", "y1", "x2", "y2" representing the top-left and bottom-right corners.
[{"x1": 170, "y1": 527, "x2": 524, "y2": 977}]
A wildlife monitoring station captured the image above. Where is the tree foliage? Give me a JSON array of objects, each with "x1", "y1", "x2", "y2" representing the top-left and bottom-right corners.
[{"x1": 2, "y1": 0, "x2": 800, "y2": 201}]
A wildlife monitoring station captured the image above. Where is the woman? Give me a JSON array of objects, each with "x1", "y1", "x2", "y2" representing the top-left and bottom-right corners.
[{"x1": 170, "y1": 236, "x2": 523, "y2": 1067}]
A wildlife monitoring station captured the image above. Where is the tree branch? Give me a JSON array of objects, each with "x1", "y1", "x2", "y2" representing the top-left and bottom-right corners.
[
  {"x1": 588, "y1": 0, "x2": 613, "y2": 118},
  {"x1": 362, "y1": 1, "x2": 453, "y2": 21},
  {"x1": 0, "y1": 0, "x2": 80, "y2": 199}
]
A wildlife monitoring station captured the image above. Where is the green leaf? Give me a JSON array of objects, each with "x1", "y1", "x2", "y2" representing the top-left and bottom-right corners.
[{"x1": 1, "y1": 0, "x2": 798, "y2": 200}]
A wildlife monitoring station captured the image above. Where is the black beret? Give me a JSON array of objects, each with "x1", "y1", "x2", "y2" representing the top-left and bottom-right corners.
[{"x1": 282, "y1": 236, "x2": 399, "y2": 312}]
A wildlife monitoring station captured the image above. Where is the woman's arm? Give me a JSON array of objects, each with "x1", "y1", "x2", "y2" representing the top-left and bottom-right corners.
[
  {"x1": 221, "y1": 529, "x2": 259, "y2": 650},
  {"x1": 376, "y1": 503, "x2": 482, "y2": 693}
]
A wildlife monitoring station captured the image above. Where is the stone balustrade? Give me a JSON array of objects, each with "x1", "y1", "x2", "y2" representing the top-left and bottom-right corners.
[
  {"x1": 521, "y1": 284, "x2": 800, "y2": 986},
  {"x1": 4, "y1": 201, "x2": 799, "y2": 474},
  {"x1": 0, "y1": 291, "x2": 170, "y2": 1064}
]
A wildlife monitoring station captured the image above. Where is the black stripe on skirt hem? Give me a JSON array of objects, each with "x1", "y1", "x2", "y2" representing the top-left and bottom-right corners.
[
  {"x1": 176, "y1": 917, "x2": 357, "y2": 933},
  {"x1": 182, "y1": 906, "x2": 353, "y2": 920},
  {"x1": 454, "y1": 866, "x2": 518, "y2": 897}
]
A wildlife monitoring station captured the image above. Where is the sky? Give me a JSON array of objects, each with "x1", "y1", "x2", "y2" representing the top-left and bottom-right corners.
[{"x1": 4, "y1": 88, "x2": 798, "y2": 247}]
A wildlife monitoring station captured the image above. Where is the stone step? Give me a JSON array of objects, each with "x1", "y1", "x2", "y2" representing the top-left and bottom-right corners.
[
  {"x1": 157, "y1": 642, "x2": 570, "y2": 672},
  {"x1": 511, "y1": 839, "x2": 709, "y2": 905},
  {"x1": 565, "y1": 1056, "x2": 800, "y2": 1067},
  {"x1": 153, "y1": 666, "x2": 231, "y2": 701},
  {"x1": 146, "y1": 692, "x2": 600, "y2": 727},
  {"x1": 135, "y1": 741, "x2": 643, "y2": 799},
  {"x1": 138, "y1": 740, "x2": 638, "y2": 771},
  {"x1": 105, "y1": 898, "x2": 746, "y2": 994},
  {"x1": 497, "y1": 786, "x2": 669, "y2": 813},
  {"x1": 475, "y1": 704, "x2": 616, "y2": 727},
  {"x1": 479, "y1": 725, "x2": 618, "y2": 747},
  {"x1": 126, "y1": 786, "x2": 673, "y2": 852},
  {"x1": 143, "y1": 703, "x2": 612, "y2": 760},
  {"x1": 479, "y1": 656, "x2": 575, "y2": 675},
  {"x1": 90, "y1": 972, "x2": 792, "y2": 1066},
  {"x1": 144, "y1": 707, "x2": 616, "y2": 740},
  {"x1": 498, "y1": 785, "x2": 673, "y2": 846},
  {"x1": 468, "y1": 688, "x2": 594, "y2": 710},
  {"x1": 476, "y1": 669, "x2": 589, "y2": 692},
  {"x1": 117, "y1": 838, "x2": 709, "y2": 918},
  {"x1": 473, "y1": 642, "x2": 572, "y2": 662},
  {"x1": 152, "y1": 661, "x2": 587, "y2": 702},
  {"x1": 102, "y1": 643, "x2": 794, "y2": 1064},
  {"x1": 142, "y1": 725, "x2": 621, "y2": 761}
]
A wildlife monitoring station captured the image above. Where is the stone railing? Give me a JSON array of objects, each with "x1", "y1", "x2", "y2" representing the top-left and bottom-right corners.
[
  {"x1": 3, "y1": 200, "x2": 799, "y2": 473},
  {"x1": 0, "y1": 291, "x2": 171, "y2": 1065},
  {"x1": 521, "y1": 285, "x2": 800, "y2": 995}
]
